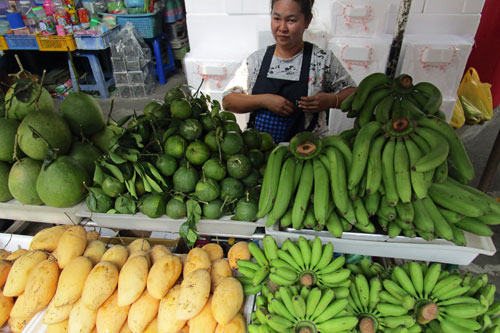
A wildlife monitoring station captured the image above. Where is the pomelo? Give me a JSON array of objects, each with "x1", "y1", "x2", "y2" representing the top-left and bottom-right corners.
[
  {"x1": 140, "y1": 194, "x2": 166, "y2": 218},
  {"x1": 6, "y1": 83, "x2": 53, "y2": 120},
  {"x1": 68, "y1": 141, "x2": 102, "y2": 177},
  {"x1": 91, "y1": 124, "x2": 122, "y2": 152},
  {"x1": 179, "y1": 118, "x2": 203, "y2": 141},
  {"x1": 204, "y1": 130, "x2": 219, "y2": 152},
  {"x1": 164, "y1": 87, "x2": 185, "y2": 107},
  {"x1": 0, "y1": 118, "x2": 20, "y2": 163},
  {"x1": 102, "y1": 176, "x2": 125, "y2": 198},
  {"x1": 0, "y1": 162, "x2": 12, "y2": 202},
  {"x1": 115, "y1": 195, "x2": 137, "y2": 214},
  {"x1": 243, "y1": 129, "x2": 262, "y2": 150},
  {"x1": 202, "y1": 159, "x2": 226, "y2": 181},
  {"x1": 200, "y1": 115, "x2": 219, "y2": 132},
  {"x1": 247, "y1": 149, "x2": 265, "y2": 168},
  {"x1": 36, "y1": 156, "x2": 89, "y2": 207},
  {"x1": 242, "y1": 168, "x2": 260, "y2": 189},
  {"x1": 170, "y1": 99, "x2": 192, "y2": 119},
  {"x1": 218, "y1": 111, "x2": 237, "y2": 122},
  {"x1": 233, "y1": 197, "x2": 258, "y2": 222},
  {"x1": 17, "y1": 110, "x2": 72, "y2": 160},
  {"x1": 61, "y1": 92, "x2": 105, "y2": 137},
  {"x1": 203, "y1": 199, "x2": 224, "y2": 219},
  {"x1": 155, "y1": 154, "x2": 177, "y2": 177},
  {"x1": 221, "y1": 131, "x2": 243, "y2": 155},
  {"x1": 86, "y1": 187, "x2": 114, "y2": 213},
  {"x1": 260, "y1": 132, "x2": 275, "y2": 151},
  {"x1": 144, "y1": 101, "x2": 169, "y2": 121},
  {"x1": 220, "y1": 177, "x2": 244, "y2": 202},
  {"x1": 223, "y1": 120, "x2": 242, "y2": 134},
  {"x1": 8, "y1": 157, "x2": 43, "y2": 205}
]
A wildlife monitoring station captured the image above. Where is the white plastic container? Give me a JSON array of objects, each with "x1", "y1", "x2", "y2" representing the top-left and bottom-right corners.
[
  {"x1": 266, "y1": 224, "x2": 496, "y2": 265},
  {"x1": 186, "y1": 13, "x2": 270, "y2": 59},
  {"x1": 462, "y1": 0, "x2": 485, "y2": 13},
  {"x1": 185, "y1": 0, "x2": 269, "y2": 15},
  {"x1": 331, "y1": 0, "x2": 389, "y2": 37},
  {"x1": 396, "y1": 34, "x2": 473, "y2": 99},
  {"x1": 77, "y1": 205, "x2": 265, "y2": 238},
  {"x1": 423, "y1": 0, "x2": 466, "y2": 14},
  {"x1": 327, "y1": 34, "x2": 392, "y2": 85},
  {"x1": 0, "y1": 232, "x2": 32, "y2": 251},
  {"x1": 441, "y1": 97, "x2": 458, "y2": 123},
  {"x1": 0, "y1": 199, "x2": 84, "y2": 225}
]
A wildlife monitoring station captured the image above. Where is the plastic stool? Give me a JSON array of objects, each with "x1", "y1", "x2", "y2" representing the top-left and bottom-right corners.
[
  {"x1": 147, "y1": 34, "x2": 176, "y2": 85},
  {"x1": 68, "y1": 51, "x2": 114, "y2": 99}
]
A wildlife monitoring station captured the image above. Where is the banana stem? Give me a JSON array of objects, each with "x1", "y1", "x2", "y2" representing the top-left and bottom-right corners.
[
  {"x1": 359, "y1": 316, "x2": 376, "y2": 333},
  {"x1": 416, "y1": 302, "x2": 438, "y2": 324}
]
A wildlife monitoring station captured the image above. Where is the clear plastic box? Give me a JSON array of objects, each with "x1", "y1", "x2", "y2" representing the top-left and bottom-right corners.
[
  {"x1": 113, "y1": 71, "x2": 129, "y2": 84},
  {"x1": 126, "y1": 59, "x2": 141, "y2": 71},
  {"x1": 111, "y1": 57, "x2": 126, "y2": 72},
  {"x1": 116, "y1": 85, "x2": 133, "y2": 98}
]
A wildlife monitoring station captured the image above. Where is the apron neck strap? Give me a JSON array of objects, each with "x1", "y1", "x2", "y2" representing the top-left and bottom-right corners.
[{"x1": 259, "y1": 42, "x2": 314, "y2": 80}]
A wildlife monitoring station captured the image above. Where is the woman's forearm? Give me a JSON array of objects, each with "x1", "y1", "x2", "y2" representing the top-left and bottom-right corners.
[
  {"x1": 222, "y1": 93, "x2": 268, "y2": 114},
  {"x1": 336, "y1": 87, "x2": 356, "y2": 107}
]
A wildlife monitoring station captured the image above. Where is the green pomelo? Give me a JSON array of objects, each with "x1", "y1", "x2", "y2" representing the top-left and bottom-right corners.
[
  {"x1": 91, "y1": 125, "x2": 121, "y2": 152},
  {"x1": 8, "y1": 157, "x2": 43, "y2": 205},
  {"x1": 203, "y1": 199, "x2": 224, "y2": 219},
  {"x1": 164, "y1": 87, "x2": 185, "y2": 106},
  {"x1": 185, "y1": 141, "x2": 210, "y2": 166},
  {"x1": 201, "y1": 115, "x2": 220, "y2": 132},
  {"x1": 204, "y1": 130, "x2": 219, "y2": 152},
  {"x1": 144, "y1": 101, "x2": 168, "y2": 119},
  {"x1": 218, "y1": 111, "x2": 237, "y2": 122},
  {"x1": 164, "y1": 135, "x2": 187, "y2": 159},
  {"x1": 155, "y1": 154, "x2": 178, "y2": 177},
  {"x1": 242, "y1": 168, "x2": 261, "y2": 189},
  {"x1": 0, "y1": 118, "x2": 20, "y2": 163},
  {"x1": 166, "y1": 196, "x2": 187, "y2": 219},
  {"x1": 140, "y1": 194, "x2": 166, "y2": 218},
  {"x1": 173, "y1": 166, "x2": 199, "y2": 193},
  {"x1": 202, "y1": 159, "x2": 227, "y2": 181},
  {"x1": 226, "y1": 154, "x2": 252, "y2": 179},
  {"x1": 102, "y1": 176, "x2": 125, "y2": 198},
  {"x1": 68, "y1": 141, "x2": 101, "y2": 177},
  {"x1": 233, "y1": 198, "x2": 258, "y2": 221},
  {"x1": 260, "y1": 132, "x2": 275, "y2": 151},
  {"x1": 223, "y1": 120, "x2": 242, "y2": 134},
  {"x1": 179, "y1": 118, "x2": 203, "y2": 141},
  {"x1": 17, "y1": 111, "x2": 72, "y2": 160},
  {"x1": 61, "y1": 92, "x2": 105, "y2": 137},
  {"x1": 36, "y1": 156, "x2": 90, "y2": 207},
  {"x1": 247, "y1": 149, "x2": 265, "y2": 168},
  {"x1": 170, "y1": 99, "x2": 192, "y2": 120},
  {"x1": 0, "y1": 162, "x2": 12, "y2": 202},
  {"x1": 114, "y1": 195, "x2": 136, "y2": 214},
  {"x1": 221, "y1": 131, "x2": 243, "y2": 155},
  {"x1": 135, "y1": 178, "x2": 146, "y2": 196},
  {"x1": 86, "y1": 187, "x2": 114, "y2": 213},
  {"x1": 195, "y1": 178, "x2": 220, "y2": 202},
  {"x1": 220, "y1": 177, "x2": 244, "y2": 202},
  {"x1": 6, "y1": 83, "x2": 54, "y2": 120},
  {"x1": 243, "y1": 129, "x2": 262, "y2": 150}
]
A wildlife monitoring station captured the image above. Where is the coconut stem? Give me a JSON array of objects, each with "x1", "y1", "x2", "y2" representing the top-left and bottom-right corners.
[{"x1": 33, "y1": 69, "x2": 46, "y2": 112}]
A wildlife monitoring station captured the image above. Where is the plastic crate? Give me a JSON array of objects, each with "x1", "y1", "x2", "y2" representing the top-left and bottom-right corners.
[
  {"x1": 74, "y1": 25, "x2": 120, "y2": 50},
  {"x1": 0, "y1": 35, "x2": 7, "y2": 50},
  {"x1": 36, "y1": 34, "x2": 76, "y2": 51},
  {"x1": 4, "y1": 33, "x2": 39, "y2": 50},
  {"x1": 113, "y1": 11, "x2": 161, "y2": 39}
]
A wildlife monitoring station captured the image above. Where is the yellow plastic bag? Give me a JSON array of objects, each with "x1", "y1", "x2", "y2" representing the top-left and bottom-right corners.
[
  {"x1": 457, "y1": 67, "x2": 493, "y2": 121},
  {"x1": 451, "y1": 98, "x2": 465, "y2": 128}
]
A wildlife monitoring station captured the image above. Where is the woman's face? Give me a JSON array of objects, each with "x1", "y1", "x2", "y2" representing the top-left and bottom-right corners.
[{"x1": 271, "y1": 0, "x2": 311, "y2": 50}]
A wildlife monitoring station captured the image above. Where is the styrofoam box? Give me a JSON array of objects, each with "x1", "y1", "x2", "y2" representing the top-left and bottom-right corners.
[
  {"x1": 266, "y1": 224, "x2": 496, "y2": 265},
  {"x1": 396, "y1": 34, "x2": 473, "y2": 99},
  {"x1": 185, "y1": 0, "x2": 270, "y2": 14},
  {"x1": 385, "y1": 13, "x2": 481, "y2": 39},
  {"x1": 327, "y1": 35, "x2": 392, "y2": 85},
  {"x1": 462, "y1": 0, "x2": 485, "y2": 13},
  {"x1": 0, "y1": 200, "x2": 84, "y2": 224},
  {"x1": 331, "y1": 0, "x2": 390, "y2": 37},
  {"x1": 186, "y1": 13, "x2": 271, "y2": 59},
  {"x1": 387, "y1": 0, "x2": 425, "y2": 13},
  {"x1": 424, "y1": 0, "x2": 466, "y2": 14},
  {"x1": 441, "y1": 97, "x2": 458, "y2": 123}
]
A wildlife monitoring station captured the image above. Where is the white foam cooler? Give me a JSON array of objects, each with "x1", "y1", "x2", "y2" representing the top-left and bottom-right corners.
[{"x1": 331, "y1": 0, "x2": 390, "y2": 37}]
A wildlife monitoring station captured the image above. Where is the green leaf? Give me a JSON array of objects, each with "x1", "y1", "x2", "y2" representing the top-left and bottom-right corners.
[
  {"x1": 109, "y1": 151, "x2": 127, "y2": 164},
  {"x1": 131, "y1": 133, "x2": 144, "y2": 148},
  {"x1": 106, "y1": 209, "x2": 118, "y2": 214},
  {"x1": 144, "y1": 173, "x2": 163, "y2": 193},
  {"x1": 125, "y1": 171, "x2": 138, "y2": 199},
  {"x1": 187, "y1": 229, "x2": 199, "y2": 245},
  {"x1": 144, "y1": 162, "x2": 167, "y2": 187},
  {"x1": 211, "y1": 100, "x2": 221, "y2": 117},
  {"x1": 122, "y1": 149, "x2": 140, "y2": 162},
  {"x1": 101, "y1": 161, "x2": 124, "y2": 182},
  {"x1": 93, "y1": 164, "x2": 105, "y2": 185},
  {"x1": 117, "y1": 114, "x2": 133, "y2": 127},
  {"x1": 86, "y1": 195, "x2": 97, "y2": 212}
]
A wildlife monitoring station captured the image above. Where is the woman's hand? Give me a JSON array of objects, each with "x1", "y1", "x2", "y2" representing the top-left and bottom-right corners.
[
  {"x1": 298, "y1": 93, "x2": 338, "y2": 113},
  {"x1": 262, "y1": 94, "x2": 296, "y2": 117}
]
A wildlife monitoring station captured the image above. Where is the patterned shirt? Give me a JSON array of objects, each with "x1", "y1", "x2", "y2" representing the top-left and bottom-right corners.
[{"x1": 223, "y1": 43, "x2": 356, "y2": 137}]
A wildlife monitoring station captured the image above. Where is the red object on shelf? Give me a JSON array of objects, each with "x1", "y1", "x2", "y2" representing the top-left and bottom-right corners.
[{"x1": 465, "y1": 0, "x2": 500, "y2": 108}]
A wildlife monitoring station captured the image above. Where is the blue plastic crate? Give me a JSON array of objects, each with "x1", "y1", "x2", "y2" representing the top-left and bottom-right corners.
[
  {"x1": 113, "y1": 11, "x2": 161, "y2": 39},
  {"x1": 74, "y1": 25, "x2": 120, "y2": 50},
  {"x1": 4, "y1": 33, "x2": 39, "y2": 50}
]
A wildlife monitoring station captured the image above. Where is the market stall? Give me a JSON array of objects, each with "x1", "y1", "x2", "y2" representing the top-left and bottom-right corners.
[{"x1": 0, "y1": 0, "x2": 498, "y2": 332}]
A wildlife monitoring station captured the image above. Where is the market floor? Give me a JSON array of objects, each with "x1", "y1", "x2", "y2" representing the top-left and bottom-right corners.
[{"x1": 48, "y1": 69, "x2": 500, "y2": 297}]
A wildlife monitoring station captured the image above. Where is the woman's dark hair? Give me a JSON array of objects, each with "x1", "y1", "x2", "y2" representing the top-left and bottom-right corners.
[{"x1": 271, "y1": 0, "x2": 315, "y2": 17}]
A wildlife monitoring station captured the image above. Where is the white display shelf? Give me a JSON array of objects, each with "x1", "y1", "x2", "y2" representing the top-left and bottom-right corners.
[
  {"x1": 77, "y1": 205, "x2": 265, "y2": 238},
  {"x1": 266, "y1": 224, "x2": 496, "y2": 265},
  {"x1": 0, "y1": 200, "x2": 84, "y2": 225}
]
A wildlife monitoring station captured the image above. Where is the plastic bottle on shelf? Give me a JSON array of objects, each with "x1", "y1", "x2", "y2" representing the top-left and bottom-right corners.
[{"x1": 42, "y1": 0, "x2": 52, "y2": 15}]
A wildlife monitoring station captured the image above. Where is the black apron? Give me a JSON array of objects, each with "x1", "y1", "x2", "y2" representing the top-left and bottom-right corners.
[{"x1": 249, "y1": 42, "x2": 318, "y2": 143}]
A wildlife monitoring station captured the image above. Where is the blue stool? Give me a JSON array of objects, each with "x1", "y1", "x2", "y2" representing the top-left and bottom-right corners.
[
  {"x1": 68, "y1": 51, "x2": 114, "y2": 99},
  {"x1": 147, "y1": 34, "x2": 176, "y2": 85}
]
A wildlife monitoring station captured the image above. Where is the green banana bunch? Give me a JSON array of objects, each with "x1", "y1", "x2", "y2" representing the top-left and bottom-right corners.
[
  {"x1": 250, "y1": 284, "x2": 358, "y2": 332},
  {"x1": 267, "y1": 236, "x2": 351, "y2": 290}
]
